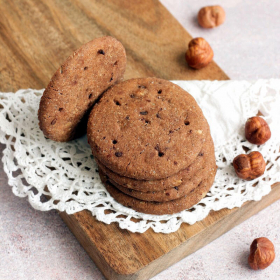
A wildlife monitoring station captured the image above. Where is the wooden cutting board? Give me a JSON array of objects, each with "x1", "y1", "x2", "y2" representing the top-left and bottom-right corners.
[{"x1": 1, "y1": 1, "x2": 279, "y2": 279}]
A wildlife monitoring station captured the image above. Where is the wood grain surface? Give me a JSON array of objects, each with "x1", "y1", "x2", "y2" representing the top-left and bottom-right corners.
[
  {"x1": 0, "y1": 0, "x2": 227, "y2": 92},
  {"x1": 0, "y1": 0, "x2": 279, "y2": 280}
]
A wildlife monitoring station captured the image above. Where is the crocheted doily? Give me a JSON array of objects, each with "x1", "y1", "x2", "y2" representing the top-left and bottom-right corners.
[{"x1": 1, "y1": 79, "x2": 280, "y2": 233}]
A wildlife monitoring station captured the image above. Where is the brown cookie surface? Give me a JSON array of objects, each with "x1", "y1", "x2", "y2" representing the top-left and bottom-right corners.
[
  {"x1": 100, "y1": 136, "x2": 216, "y2": 202},
  {"x1": 99, "y1": 169, "x2": 216, "y2": 215},
  {"x1": 100, "y1": 160, "x2": 205, "y2": 202},
  {"x1": 39, "y1": 36, "x2": 126, "y2": 142},
  {"x1": 88, "y1": 78, "x2": 209, "y2": 180},
  {"x1": 97, "y1": 132, "x2": 215, "y2": 192}
]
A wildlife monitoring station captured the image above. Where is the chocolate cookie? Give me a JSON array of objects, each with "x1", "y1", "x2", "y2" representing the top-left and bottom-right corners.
[
  {"x1": 102, "y1": 136, "x2": 215, "y2": 202},
  {"x1": 99, "y1": 169, "x2": 216, "y2": 215},
  {"x1": 39, "y1": 36, "x2": 126, "y2": 142},
  {"x1": 88, "y1": 78, "x2": 209, "y2": 180},
  {"x1": 100, "y1": 160, "x2": 207, "y2": 202},
  {"x1": 97, "y1": 132, "x2": 215, "y2": 192}
]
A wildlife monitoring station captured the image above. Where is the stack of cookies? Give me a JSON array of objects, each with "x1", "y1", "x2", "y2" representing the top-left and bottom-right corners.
[
  {"x1": 87, "y1": 77, "x2": 217, "y2": 215},
  {"x1": 38, "y1": 36, "x2": 216, "y2": 215}
]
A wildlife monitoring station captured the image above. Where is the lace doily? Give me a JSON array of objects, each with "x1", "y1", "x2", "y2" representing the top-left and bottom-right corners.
[{"x1": 1, "y1": 79, "x2": 280, "y2": 233}]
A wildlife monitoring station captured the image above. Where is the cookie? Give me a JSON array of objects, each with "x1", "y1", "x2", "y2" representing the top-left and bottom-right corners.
[
  {"x1": 88, "y1": 78, "x2": 209, "y2": 180},
  {"x1": 99, "y1": 169, "x2": 216, "y2": 215},
  {"x1": 101, "y1": 136, "x2": 215, "y2": 202},
  {"x1": 96, "y1": 132, "x2": 215, "y2": 192},
  {"x1": 39, "y1": 36, "x2": 126, "y2": 142},
  {"x1": 100, "y1": 160, "x2": 205, "y2": 202}
]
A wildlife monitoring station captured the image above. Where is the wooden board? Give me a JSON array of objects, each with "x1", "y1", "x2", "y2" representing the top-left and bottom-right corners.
[
  {"x1": 0, "y1": 0, "x2": 279, "y2": 279},
  {"x1": 61, "y1": 185, "x2": 280, "y2": 280}
]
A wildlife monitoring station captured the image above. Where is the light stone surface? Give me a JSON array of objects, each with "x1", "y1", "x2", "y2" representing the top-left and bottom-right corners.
[
  {"x1": 1, "y1": 1, "x2": 280, "y2": 279},
  {"x1": 161, "y1": 0, "x2": 280, "y2": 80}
]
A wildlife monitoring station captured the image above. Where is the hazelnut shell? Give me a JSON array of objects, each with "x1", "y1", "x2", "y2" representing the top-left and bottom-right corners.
[
  {"x1": 198, "y1": 6, "x2": 225, "y2": 28},
  {"x1": 248, "y1": 237, "x2": 275, "y2": 270},
  {"x1": 245, "y1": 116, "x2": 271, "y2": 145},
  {"x1": 185, "y1": 37, "x2": 213, "y2": 69},
  {"x1": 233, "y1": 151, "x2": 266, "y2": 180}
]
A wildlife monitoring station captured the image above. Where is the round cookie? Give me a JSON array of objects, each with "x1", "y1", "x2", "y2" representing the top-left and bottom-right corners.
[
  {"x1": 99, "y1": 169, "x2": 216, "y2": 215},
  {"x1": 96, "y1": 132, "x2": 215, "y2": 192},
  {"x1": 88, "y1": 78, "x2": 209, "y2": 180},
  {"x1": 100, "y1": 159, "x2": 205, "y2": 202},
  {"x1": 101, "y1": 136, "x2": 216, "y2": 202},
  {"x1": 39, "y1": 36, "x2": 126, "y2": 142}
]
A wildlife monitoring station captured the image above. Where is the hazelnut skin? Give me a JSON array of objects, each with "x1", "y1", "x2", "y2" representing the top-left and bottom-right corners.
[
  {"x1": 248, "y1": 237, "x2": 275, "y2": 270},
  {"x1": 185, "y1": 37, "x2": 213, "y2": 69},
  {"x1": 233, "y1": 151, "x2": 266, "y2": 180},
  {"x1": 245, "y1": 116, "x2": 271, "y2": 145},
  {"x1": 198, "y1": 6, "x2": 225, "y2": 28}
]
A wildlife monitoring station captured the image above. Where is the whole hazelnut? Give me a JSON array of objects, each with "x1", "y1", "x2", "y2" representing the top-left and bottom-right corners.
[
  {"x1": 198, "y1": 6, "x2": 225, "y2": 28},
  {"x1": 233, "y1": 151, "x2": 266, "y2": 180},
  {"x1": 185, "y1": 38, "x2": 213, "y2": 69},
  {"x1": 245, "y1": 116, "x2": 271, "y2": 145},
  {"x1": 248, "y1": 237, "x2": 275, "y2": 270}
]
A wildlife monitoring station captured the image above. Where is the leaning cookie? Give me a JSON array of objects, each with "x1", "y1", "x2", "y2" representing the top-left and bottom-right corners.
[{"x1": 38, "y1": 36, "x2": 126, "y2": 142}]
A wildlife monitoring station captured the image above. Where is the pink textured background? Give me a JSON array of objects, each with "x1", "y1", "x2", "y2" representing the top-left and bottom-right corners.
[{"x1": 1, "y1": 0, "x2": 280, "y2": 279}]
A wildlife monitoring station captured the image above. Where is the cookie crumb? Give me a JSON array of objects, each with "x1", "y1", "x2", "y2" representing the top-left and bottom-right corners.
[
  {"x1": 115, "y1": 152, "x2": 123, "y2": 157},
  {"x1": 98, "y1": 49, "x2": 105, "y2": 55},
  {"x1": 140, "y1": 111, "x2": 148, "y2": 115},
  {"x1": 51, "y1": 118, "x2": 57, "y2": 125}
]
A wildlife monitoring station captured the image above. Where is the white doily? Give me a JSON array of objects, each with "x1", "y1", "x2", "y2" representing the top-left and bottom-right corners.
[{"x1": 1, "y1": 79, "x2": 280, "y2": 234}]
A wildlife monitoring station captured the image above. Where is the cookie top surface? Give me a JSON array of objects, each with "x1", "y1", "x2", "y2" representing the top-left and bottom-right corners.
[
  {"x1": 88, "y1": 78, "x2": 209, "y2": 180},
  {"x1": 39, "y1": 36, "x2": 126, "y2": 142},
  {"x1": 98, "y1": 134, "x2": 216, "y2": 202},
  {"x1": 97, "y1": 132, "x2": 215, "y2": 191}
]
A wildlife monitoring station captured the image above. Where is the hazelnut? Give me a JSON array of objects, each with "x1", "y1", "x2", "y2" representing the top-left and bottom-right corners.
[
  {"x1": 185, "y1": 38, "x2": 213, "y2": 69},
  {"x1": 233, "y1": 151, "x2": 266, "y2": 180},
  {"x1": 198, "y1": 6, "x2": 225, "y2": 28},
  {"x1": 248, "y1": 237, "x2": 275, "y2": 270},
  {"x1": 245, "y1": 116, "x2": 271, "y2": 145}
]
